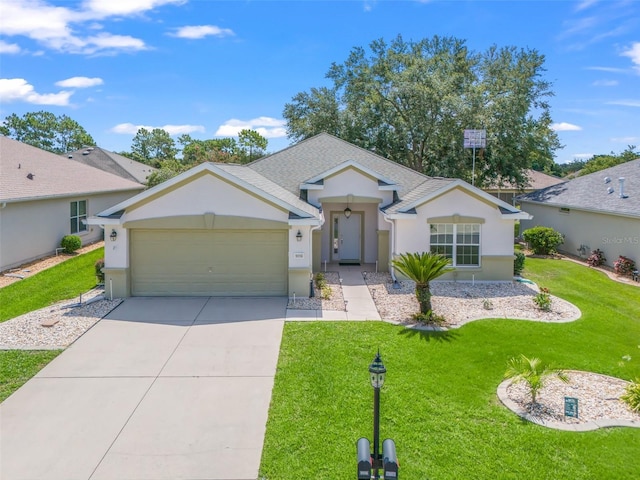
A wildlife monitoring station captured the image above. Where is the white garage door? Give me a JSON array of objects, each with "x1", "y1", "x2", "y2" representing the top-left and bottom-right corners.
[{"x1": 130, "y1": 229, "x2": 288, "y2": 296}]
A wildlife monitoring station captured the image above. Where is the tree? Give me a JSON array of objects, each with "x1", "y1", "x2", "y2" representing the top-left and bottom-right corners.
[
  {"x1": 391, "y1": 252, "x2": 450, "y2": 318},
  {"x1": 0, "y1": 111, "x2": 94, "y2": 153},
  {"x1": 578, "y1": 145, "x2": 638, "y2": 176},
  {"x1": 504, "y1": 354, "x2": 568, "y2": 405},
  {"x1": 130, "y1": 128, "x2": 178, "y2": 167},
  {"x1": 283, "y1": 35, "x2": 561, "y2": 187},
  {"x1": 146, "y1": 160, "x2": 188, "y2": 188},
  {"x1": 238, "y1": 129, "x2": 268, "y2": 162}
]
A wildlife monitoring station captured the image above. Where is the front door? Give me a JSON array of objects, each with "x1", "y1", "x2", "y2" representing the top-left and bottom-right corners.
[{"x1": 332, "y1": 212, "x2": 361, "y2": 263}]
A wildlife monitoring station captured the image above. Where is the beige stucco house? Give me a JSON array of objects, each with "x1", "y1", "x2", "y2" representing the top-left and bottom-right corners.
[
  {"x1": 0, "y1": 137, "x2": 145, "y2": 272},
  {"x1": 518, "y1": 159, "x2": 639, "y2": 268},
  {"x1": 90, "y1": 134, "x2": 530, "y2": 298}
]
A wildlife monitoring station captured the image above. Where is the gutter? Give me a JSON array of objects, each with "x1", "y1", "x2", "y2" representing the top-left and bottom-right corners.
[{"x1": 382, "y1": 214, "x2": 399, "y2": 285}]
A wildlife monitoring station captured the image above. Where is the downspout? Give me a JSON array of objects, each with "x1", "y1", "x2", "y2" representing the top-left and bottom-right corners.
[{"x1": 382, "y1": 214, "x2": 398, "y2": 284}]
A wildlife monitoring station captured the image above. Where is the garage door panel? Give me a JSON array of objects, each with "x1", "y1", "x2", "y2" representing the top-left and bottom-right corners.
[{"x1": 131, "y1": 230, "x2": 287, "y2": 296}]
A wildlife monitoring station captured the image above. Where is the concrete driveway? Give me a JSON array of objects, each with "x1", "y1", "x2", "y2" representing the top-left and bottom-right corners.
[{"x1": 0, "y1": 297, "x2": 287, "y2": 480}]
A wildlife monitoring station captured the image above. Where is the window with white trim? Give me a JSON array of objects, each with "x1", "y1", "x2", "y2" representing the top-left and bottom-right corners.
[
  {"x1": 430, "y1": 223, "x2": 480, "y2": 266},
  {"x1": 70, "y1": 200, "x2": 87, "y2": 234}
]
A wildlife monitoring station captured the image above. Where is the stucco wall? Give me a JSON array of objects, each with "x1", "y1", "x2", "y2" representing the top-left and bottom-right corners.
[
  {"x1": 0, "y1": 190, "x2": 140, "y2": 272},
  {"x1": 307, "y1": 167, "x2": 393, "y2": 207},
  {"x1": 520, "y1": 202, "x2": 640, "y2": 267},
  {"x1": 395, "y1": 188, "x2": 514, "y2": 256}
]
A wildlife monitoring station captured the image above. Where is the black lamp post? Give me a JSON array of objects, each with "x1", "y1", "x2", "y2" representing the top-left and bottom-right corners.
[{"x1": 369, "y1": 352, "x2": 386, "y2": 478}]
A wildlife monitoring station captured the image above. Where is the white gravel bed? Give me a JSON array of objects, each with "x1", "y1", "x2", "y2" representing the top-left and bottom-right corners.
[
  {"x1": 502, "y1": 371, "x2": 640, "y2": 428},
  {"x1": 0, "y1": 288, "x2": 122, "y2": 349},
  {"x1": 287, "y1": 272, "x2": 346, "y2": 311},
  {"x1": 364, "y1": 272, "x2": 581, "y2": 327}
]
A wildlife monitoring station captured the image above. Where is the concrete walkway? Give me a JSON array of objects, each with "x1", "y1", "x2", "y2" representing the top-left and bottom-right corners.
[
  {"x1": 0, "y1": 297, "x2": 287, "y2": 480},
  {"x1": 287, "y1": 264, "x2": 381, "y2": 321}
]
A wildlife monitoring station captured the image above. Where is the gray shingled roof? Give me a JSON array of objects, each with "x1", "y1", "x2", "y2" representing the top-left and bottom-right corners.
[
  {"x1": 248, "y1": 133, "x2": 437, "y2": 198},
  {"x1": 216, "y1": 164, "x2": 320, "y2": 218},
  {"x1": 518, "y1": 159, "x2": 640, "y2": 218},
  {"x1": 485, "y1": 169, "x2": 564, "y2": 191},
  {"x1": 64, "y1": 147, "x2": 156, "y2": 184},
  {"x1": 1, "y1": 136, "x2": 145, "y2": 203},
  {"x1": 383, "y1": 177, "x2": 455, "y2": 214}
]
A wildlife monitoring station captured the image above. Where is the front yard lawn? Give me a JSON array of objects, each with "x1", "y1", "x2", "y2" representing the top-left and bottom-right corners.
[
  {"x1": 259, "y1": 258, "x2": 640, "y2": 479},
  {"x1": 0, "y1": 350, "x2": 61, "y2": 402}
]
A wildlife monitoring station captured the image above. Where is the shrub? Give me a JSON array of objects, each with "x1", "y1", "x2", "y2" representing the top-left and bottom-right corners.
[
  {"x1": 522, "y1": 226, "x2": 564, "y2": 255},
  {"x1": 586, "y1": 249, "x2": 606, "y2": 267},
  {"x1": 621, "y1": 379, "x2": 640, "y2": 413},
  {"x1": 95, "y1": 258, "x2": 105, "y2": 283},
  {"x1": 60, "y1": 235, "x2": 82, "y2": 254},
  {"x1": 614, "y1": 255, "x2": 636, "y2": 276},
  {"x1": 533, "y1": 287, "x2": 552, "y2": 311},
  {"x1": 412, "y1": 311, "x2": 446, "y2": 325},
  {"x1": 314, "y1": 272, "x2": 332, "y2": 300},
  {"x1": 514, "y1": 251, "x2": 525, "y2": 275}
]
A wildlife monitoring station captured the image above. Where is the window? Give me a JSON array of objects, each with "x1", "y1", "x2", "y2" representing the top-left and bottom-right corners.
[
  {"x1": 70, "y1": 200, "x2": 87, "y2": 234},
  {"x1": 430, "y1": 223, "x2": 480, "y2": 266}
]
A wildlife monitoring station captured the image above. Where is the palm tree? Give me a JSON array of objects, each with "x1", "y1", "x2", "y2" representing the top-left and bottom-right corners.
[
  {"x1": 504, "y1": 354, "x2": 569, "y2": 405},
  {"x1": 391, "y1": 252, "x2": 451, "y2": 317}
]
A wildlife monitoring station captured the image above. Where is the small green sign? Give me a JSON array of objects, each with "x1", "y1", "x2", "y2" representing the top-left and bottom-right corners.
[{"x1": 564, "y1": 397, "x2": 579, "y2": 418}]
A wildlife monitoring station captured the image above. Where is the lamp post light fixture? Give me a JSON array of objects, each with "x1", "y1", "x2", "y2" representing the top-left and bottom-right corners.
[
  {"x1": 357, "y1": 351, "x2": 398, "y2": 479},
  {"x1": 110, "y1": 229, "x2": 117, "y2": 242},
  {"x1": 296, "y1": 230, "x2": 303, "y2": 242}
]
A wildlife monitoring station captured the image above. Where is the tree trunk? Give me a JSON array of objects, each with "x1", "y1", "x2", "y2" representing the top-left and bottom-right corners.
[{"x1": 415, "y1": 283, "x2": 432, "y2": 315}]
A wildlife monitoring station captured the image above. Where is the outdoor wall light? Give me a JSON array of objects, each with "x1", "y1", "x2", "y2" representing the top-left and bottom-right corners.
[
  {"x1": 110, "y1": 229, "x2": 117, "y2": 242},
  {"x1": 344, "y1": 207, "x2": 352, "y2": 218},
  {"x1": 296, "y1": 230, "x2": 303, "y2": 242}
]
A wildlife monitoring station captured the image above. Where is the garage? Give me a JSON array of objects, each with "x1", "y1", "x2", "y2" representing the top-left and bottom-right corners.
[{"x1": 130, "y1": 229, "x2": 288, "y2": 296}]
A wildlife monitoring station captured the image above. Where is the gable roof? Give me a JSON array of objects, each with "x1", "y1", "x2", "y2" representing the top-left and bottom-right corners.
[
  {"x1": 248, "y1": 133, "x2": 434, "y2": 197},
  {"x1": 96, "y1": 162, "x2": 320, "y2": 221},
  {"x1": 64, "y1": 146, "x2": 156, "y2": 184},
  {"x1": 0, "y1": 136, "x2": 145, "y2": 203},
  {"x1": 518, "y1": 159, "x2": 640, "y2": 218}
]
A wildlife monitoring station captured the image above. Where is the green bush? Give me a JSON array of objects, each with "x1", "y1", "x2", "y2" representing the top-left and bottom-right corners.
[
  {"x1": 60, "y1": 235, "x2": 82, "y2": 254},
  {"x1": 514, "y1": 251, "x2": 525, "y2": 275},
  {"x1": 533, "y1": 287, "x2": 552, "y2": 311},
  {"x1": 95, "y1": 258, "x2": 105, "y2": 283},
  {"x1": 621, "y1": 379, "x2": 640, "y2": 413},
  {"x1": 314, "y1": 273, "x2": 331, "y2": 300},
  {"x1": 523, "y1": 226, "x2": 564, "y2": 255}
]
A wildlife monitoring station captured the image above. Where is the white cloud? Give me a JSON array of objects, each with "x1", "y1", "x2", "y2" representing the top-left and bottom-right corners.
[
  {"x1": 170, "y1": 25, "x2": 235, "y2": 39},
  {"x1": 621, "y1": 42, "x2": 640, "y2": 73},
  {"x1": 83, "y1": 0, "x2": 185, "y2": 17},
  {"x1": 611, "y1": 136, "x2": 639, "y2": 143},
  {"x1": 55, "y1": 76, "x2": 104, "y2": 88},
  {"x1": 607, "y1": 100, "x2": 640, "y2": 107},
  {"x1": 575, "y1": 0, "x2": 598, "y2": 12},
  {"x1": 0, "y1": 0, "x2": 171, "y2": 54},
  {"x1": 573, "y1": 153, "x2": 594, "y2": 159},
  {"x1": 592, "y1": 79, "x2": 618, "y2": 87},
  {"x1": 111, "y1": 123, "x2": 205, "y2": 135},
  {"x1": 0, "y1": 78, "x2": 73, "y2": 105},
  {"x1": 551, "y1": 122, "x2": 583, "y2": 131},
  {"x1": 214, "y1": 117, "x2": 287, "y2": 138},
  {"x1": 586, "y1": 66, "x2": 627, "y2": 73},
  {"x1": 0, "y1": 40, "x2": 21, "y2": 54}
]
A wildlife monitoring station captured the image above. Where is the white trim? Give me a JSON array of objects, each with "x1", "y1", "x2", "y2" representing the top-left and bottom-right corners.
[
  {"x1": 87, "y1": 217, "x2": 120, "y2": 226},
  {"x1": 384, "y1": 212, "x2": 418, "y2": 219},
  {"x1": 299, "y1": 183, "x2": 324, "y2": 190},
  {"x1": 302, "y1": 160, "x2": 396, "y2": 186},
  {"x1": 501, "y1": 211, "x2": 533, "y2": 220},
  {"x1": 96, "y1": 163, "x2": 320, "y2": 220},
  {"x1": 518, "y1": 199, "x2": 640, "y2": 220}
]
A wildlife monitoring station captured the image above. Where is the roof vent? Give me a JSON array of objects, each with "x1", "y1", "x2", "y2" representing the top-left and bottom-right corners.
[
  {"x1": 88, "y1": 147, "x2": 94, "y2": 151},
  {"x1": 607, "y1": 187, "x2": 614, "y2": 194},
  {"x1": 619, "y1": 177, "x2": 628, "y2": 199},
  {"x1": 83, "y1": 150, "x2": 90, "y2": 155},
  {"x1": 27, "y1": 173, "x2": 35, "y2": 180},
  {"x1": 604, "y1": 176, "x2": 611, "y2": 184},
  {"x1": 68, "y1": 155, "x2": 73, "y2": 158}
]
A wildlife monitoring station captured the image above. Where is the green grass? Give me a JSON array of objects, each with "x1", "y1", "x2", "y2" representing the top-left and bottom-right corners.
[
  {"x1": 259, "y1": 258, "x2": 640, "y2": 479},
  {"x1": 0, "y1": 248, "x2": 104, "y2": 323},
  {"x1": 0, "y1": 350, "x2": 61, "y2": 402}
]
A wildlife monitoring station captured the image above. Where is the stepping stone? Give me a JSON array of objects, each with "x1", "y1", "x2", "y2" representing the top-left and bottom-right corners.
[{"x1": 41, "y1": 318, "x2": 60, "y2": 327}]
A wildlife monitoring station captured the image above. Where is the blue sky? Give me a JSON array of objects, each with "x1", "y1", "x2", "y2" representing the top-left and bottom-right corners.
[{"x1": 1, "y1": 0, "x2": 639, "y2": 164}]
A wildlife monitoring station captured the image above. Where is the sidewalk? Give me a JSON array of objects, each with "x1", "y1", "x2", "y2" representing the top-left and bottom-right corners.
[{"x1": 286, "y1": 265, "x2": 381, "y2": 321}]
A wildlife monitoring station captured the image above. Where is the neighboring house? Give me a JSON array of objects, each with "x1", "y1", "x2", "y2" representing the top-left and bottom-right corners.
[
  {"x1": 64, "y1": 146, "x2": 156, "y2": 184},
  {"x1": 518, "y1": 159, "x2": 640, "y2": 268},
  {"x1": 0, "y1": 137, "x2": 146, "y2": 272},
  {"x1": 484, "y1": 169, "x2": 564, "y2": 205},
  {"x1": 89, "y1": 133, "x2": 530, "y2": 298}
]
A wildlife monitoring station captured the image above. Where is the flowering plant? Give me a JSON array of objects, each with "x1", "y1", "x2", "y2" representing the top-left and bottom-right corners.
[
  {"x1": 586, "y1": 249, "x2": 606, "y2": 267},
  {"x1": 614, "y1": 255, "x2": 636, "y2": 276}
]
